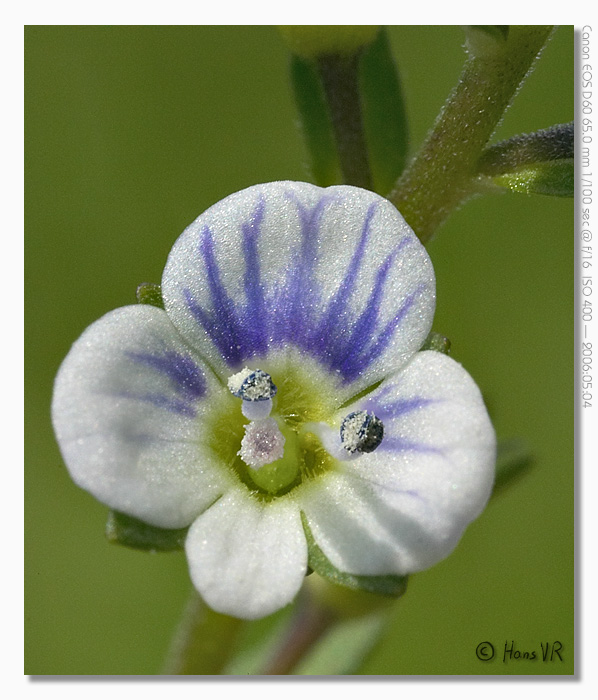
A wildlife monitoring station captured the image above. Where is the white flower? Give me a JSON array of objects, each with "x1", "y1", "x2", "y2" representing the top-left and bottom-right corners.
[{"x1": 52, "y1": 181, "x2": 495, "y2": 620}]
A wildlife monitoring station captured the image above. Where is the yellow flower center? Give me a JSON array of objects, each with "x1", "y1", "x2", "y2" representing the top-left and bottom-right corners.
[{"x1": 204, "y1": 351, "x2": 341, "y2": 499}]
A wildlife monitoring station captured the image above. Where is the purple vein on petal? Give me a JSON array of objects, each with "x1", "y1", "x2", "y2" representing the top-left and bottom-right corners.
[
  {"x1": 122, "y1": 392, "x2": 199, "y2": 417},
  {"x1": 364, "y1": 396, "x2": 436, "y2": 421},
  {"x1": 377, "y1": 437, "x2": 443, "y2": 455},
  {"x1": 241, "y1": 197, "x2": 267, "y2": 355},
  {"x1": 340, "y1": 252, "x2": 395, "y2": 362},
  {"x1": 334, "y1": 238, "x2": 412, "y2": 380},
  {"x1": 201, "y1": 226, "x2": 245, "y2": 362},
  {"x1": 309, "y1": 202, "x2": 377, "y2": 350},
  {"x1": 184, "y1": 225, "x2": 245, "y2": 365},
  {"x1": 271, "y1": 193, "x2": 332, "y2": 345},
  {"x1": 360, "y1": 392, "x2": 440, "y2": 454},
  {"x1": 126, "y1": 350, "x2": 206, "y2": 399},
  {"x1": 124, "y1": 350, "x2": 207, "y2": 417},
  {"x1": 352, "y1": 284, "x2": 426, "y2": 378}
]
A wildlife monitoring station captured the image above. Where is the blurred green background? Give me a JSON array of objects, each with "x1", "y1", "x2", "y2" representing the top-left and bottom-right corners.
[{"x1": 25, "y1": 26, "x2": 573, "y2": 675}]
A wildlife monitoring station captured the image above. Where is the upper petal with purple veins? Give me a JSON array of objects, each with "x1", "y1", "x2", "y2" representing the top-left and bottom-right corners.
[{"x1": 162, "y1": 182, "x2": 435, "y2": 402}]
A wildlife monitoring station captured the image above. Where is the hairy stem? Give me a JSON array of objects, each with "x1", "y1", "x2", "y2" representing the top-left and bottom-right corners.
[{"x1": 389, "y1": 26, "x2": 553, "y2": 243}]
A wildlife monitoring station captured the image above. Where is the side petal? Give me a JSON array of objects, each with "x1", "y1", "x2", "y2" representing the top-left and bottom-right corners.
[
  {"x1": 162, "y1": 181, "x2": 435, "y2": 402},
  {"x1": 52, "y1": 305, "x2": 236, "y2": 529},
  {"x1": 299, "y1": 351, "x2": 496, "y2": 575},
  {"x1": 185, "y1": 489, "x2": 307, "y2": 619}
]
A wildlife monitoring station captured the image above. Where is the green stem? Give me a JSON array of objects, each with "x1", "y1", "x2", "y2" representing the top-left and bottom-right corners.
[
  {"x1": 260, "y1": 589, "x2": 337, "y2": 675},
  {"x1": 317, "y1": 53, "x2": 373, "y2": 189},
  {"x1": 162, "y1": 589, "x2": 243, "y2": 675},
  {"x1": 389, "y1": 25, "x2": 553, "y2": 243}
]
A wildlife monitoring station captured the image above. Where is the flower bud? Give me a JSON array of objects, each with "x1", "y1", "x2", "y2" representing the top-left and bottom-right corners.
[{"x1": 278, "y1": 25, "x2": 379, "y2": 60}]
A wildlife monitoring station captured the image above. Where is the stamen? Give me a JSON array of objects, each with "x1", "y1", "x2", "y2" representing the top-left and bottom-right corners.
[
  {"x1": 242, "y1": 370, "x2": 277, "y2": 400},
  {"x1": 227, "y1": 367, "x2": 254, "y2": 396},
  {"x1": 241, "y1": 399, "x2": 273, "y2": 420},
  {"x1": 228, "y1": 368, "x2": 277, "y2": 401},
  {"x1": 228, "y1": 368, "x2": 278, "y2": 420},
  {"x1": 238, "y1": 418, "x2": 286, "y2": 470},
  {"x1": 340, "y1": 411, "x2": 384, "y2": 454}
]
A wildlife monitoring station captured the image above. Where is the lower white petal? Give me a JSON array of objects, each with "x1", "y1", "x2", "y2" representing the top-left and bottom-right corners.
[
  {"x1": 300, "y1": 351, "x2": 495, "y2": 575},
  {"x1": 185, "y1": 488, "x2": 307, "y2": 619},
  {"x1": 52, "y1": 305, "x2": 235, "y2": 529}
]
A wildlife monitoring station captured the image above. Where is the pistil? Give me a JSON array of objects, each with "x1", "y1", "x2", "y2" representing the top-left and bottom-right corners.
[{"x1": 238, "y1": 418, "x2": 286, "y2": 470}]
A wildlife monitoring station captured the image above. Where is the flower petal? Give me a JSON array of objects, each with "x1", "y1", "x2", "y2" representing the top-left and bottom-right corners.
[
  {"x1": 185, "y1": 488, "x2": 307, "y2": 619},
  {"x1": 52, "y1": 305, "x2": 236, "y2": 529},
  {"x1": 162, "y1": 181, "x2": 435, "y2": 401},
  {"x1": 299, "y1": 351, "x2": 495, "y2": 575}
]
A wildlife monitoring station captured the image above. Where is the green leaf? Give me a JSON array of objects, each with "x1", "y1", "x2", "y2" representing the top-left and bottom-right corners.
[
  {"x1": 359, "y1": 27, "x2": 409, "y2": 193},
  {"x1": 477, "y1": 122, "x2": 574, "y2": 197},
  {"x1": 491, "y1": 438, "x2": 534, "y2": 498},
  {"x1": 293, "y1": 610, "x2": 387, "y2": 675},
  {"x1": 289, "y1": 54, "x2": 341, "y2": 187},
  {"x1": 489, "y1": 161, "x2": 573, "y2": 197},
  {"x1": 106, "y1": 509, "x2": 188, "y2": 552},
  {"x1": 136, "y1": 282, "x2": 165, "y2": 309},
  {"x1": 420, "y1": 331, "x2": 451, "y2": 354},
  {"x1": 479, "y1": 122, "x2": 573, "y2": 171},
  {"x1": 300, "y1": 512, "x2": 408, "y2": 598}
]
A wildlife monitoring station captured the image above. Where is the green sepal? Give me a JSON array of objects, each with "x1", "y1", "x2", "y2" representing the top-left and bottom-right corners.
[
  {"x1": 136, "y1": 282, "x2": 165, "y2": 309},
  {"x1": 359, "y1": 28, "x2": 409, "y2": 193},
  {"x1": 477, "y1": 122, "x2": 574, "y2": 197},
  {"x1": 300, "y1": 512, "x2": 408, "y2": 598},
  {"x1": 491, "y1": 437, "x2": 534, "y2": 498},
  {"x1": 420, "y1": 331, "x2": 451, "y2": 354},
  {"x1": 106, "y1": 509, "x2": 188, "y2": 552},
  {"x1": 289, "y1": 54, "x2": 342, "y2": 187}
]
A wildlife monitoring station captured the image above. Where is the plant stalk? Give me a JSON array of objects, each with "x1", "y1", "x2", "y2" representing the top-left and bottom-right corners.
[
  {"x1": 162, "y1": 589, "x2": 243, "y2": 675},
  {"x1": 260, "y1": 589, "x2": 336, "y2": 675},
  {"x1": 317, "y1": 53, "x2": 374, "y2": 190},
  {"x1": 389, "y1": 25, "x2": 554, "y2": 243}
]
